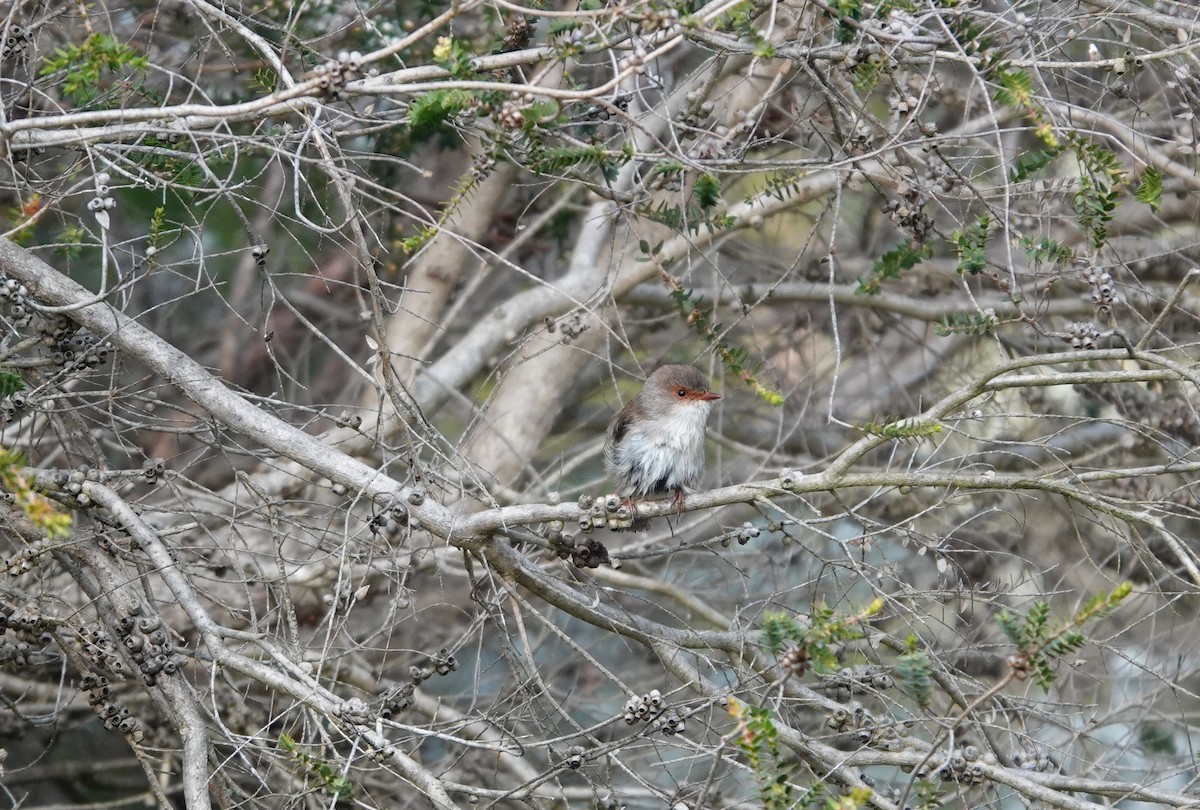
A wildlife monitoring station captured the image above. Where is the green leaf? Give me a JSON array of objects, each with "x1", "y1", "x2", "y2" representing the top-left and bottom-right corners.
[
  {"x1": 0, "y1": 370, "x2": 25, "y2": 399},
  {"x1": 934, "y1": 312, "x2": 996, "y2": 337},
  {"x1": 854, "y1": 416, "x2": 942, "y2": 439},
  {"x1": 1032, "y1": 653, "x2": 1056, "y2": 690},
  {"x1": 39, "y1": 32, "x2": 149, "y2": 104},
  {"x1": 994, "y1": 69, "x2": 1033, "y2": 107},
  {"x1": 694, "y1": 172, "x2": 722, "y2": 209},
  {"x1": 1024, "y1": 601, "x2": 1051, "y2": 643},
  {"x1": 1020, "y1": 235, "x2": 1073, "y2": 266},
  {"x1": 995, "y1": 609, "x2": 1023, "y2": 644},
  {"x1": 529, "y1": 144, "x2": 619, "y2": 177},
  {"x1": 522, "y1": 98, "x2": 560, "y2": 128},
  {"x1": 951, "y1": 214, "x2": 991, "y2": 275},
  {"x1": 407, "y1": 90, "x2": 475, "y2": 141},
  {"x1": 762, "y1": 611, "x2": 806, "y2": 653},
  {"x1": 895, "y1": 646, "x2": 933, "y2": 709},
  {"x1": 1009, "y1": 146, "x2": 1062, "y2": 183},
  {"x1": 856, "y1": 240, "x2": 931, "y2": 295},
  {"x1": 1135, "y1": 166, "x2": 1162, "y2": 211}
]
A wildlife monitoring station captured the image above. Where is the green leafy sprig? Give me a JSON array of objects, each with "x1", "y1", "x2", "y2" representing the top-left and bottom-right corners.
[{"x1": 996, "y1": 582, "x2": 1132, "y2": 690}]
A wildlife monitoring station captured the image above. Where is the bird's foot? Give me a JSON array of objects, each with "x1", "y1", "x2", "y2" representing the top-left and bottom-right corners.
[
  {"x1": 671, "y1": 488, "x2": 687, "y2": 514},
  {"x1": 618, "y1": 496, "x2": 639, "y2": 523}
]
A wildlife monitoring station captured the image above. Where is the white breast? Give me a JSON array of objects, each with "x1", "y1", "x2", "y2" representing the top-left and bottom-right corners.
[{"x1": 611, "y1": 400, "x2": 713, "y2": 496}]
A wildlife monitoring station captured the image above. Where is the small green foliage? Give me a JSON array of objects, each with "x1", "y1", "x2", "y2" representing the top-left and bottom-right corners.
[
  {"x1": 997, "y1": 583, "x2": 1131, "y2": 690},
  {"x1": 761, "y1": 600, "x2": 883, "y2": 675},
  {"x1": 0, "y1": 370, "x2": 24, "y2": 399},
  {"x1": 752, "y1": 39, "x2": 776, "y2": 58},
  {"x1": 1008, "y1": 146, "x2": 1062, "y2": 183},
  {"x1": 133, "y1": 134, "x2": 206, "y2": 189},
  {"x1": 994, "y1": 69, "x2": 1033, "y2": 108},
  {"x1": 854, "y1": 416, "x2": 942, "y2": 439},
  {"x1": 1020, "y1": 235, "x2": 1073, "y2": 267},
  {"x1": 827, "y1": 789, "x2": 874, "y2": 810},
  {"x1": 941, "y1": 6, "x2": 1006, "y2": 76},
  {"x1": 1025, "y1": 600, "x2": 1051, "y2": 640},
  {"x1": 856, "y1": 240, "x2": 931, "y2": 295},
  {"x1": 912, "y1": 778, "x2": 943, "y2": 810},
  {"x1": 529, "y1": 144, "x2": 623, "y2": 181},
  {"x1": 853, "y1": 61, "x2": 880, "y2": 92},
  {"x1": 934, "y1": 312, "x2": 996, "y2": 337},
  {"x1": 548, "y1": 18, "x2": 582, "y2": 37},
  {"x1": 762, "y1": 611, "x2": 807, "y2": 654},
  {"x1": 824, "y1": 0, "x2": 863, "y2": 43},
  {"x1": 147, "y1": 207, "x2": 166, "y2": 247},
  {"x1": 667, "y1": 286, "x2": 783, "y2": 404},
  {"x1": 252, "y1": 67, "x2": 277, "y2": 94},
  {"x1": 432, "y1": 36, "x2": 475, "y2": 77},
  {"x1": 729, "y1": 699, "x2": 795, "y2": 810},
  {"x1": 1070, "y1": 136, "x2": 1125, "y2": 249},
  {"x1": 521, "y1": 98, "x2": 561, "y2": 128},
  {"x1": 637, "y1": 238, "x2": 664, "y2": 260},
  {"x1": 1073, "y1": 178, "x2": 1118, "y2": 250},
  {"x1": 40, "y1": 33, "x2": 148, "y2": 104},
  {"x1": 279, "y1": 734, "x2": 354, "y2": 801},
  {"x1": 951, "y1": 214, "x2": 991, "y2": 275},
  {"x1": 407, "y1": 89, "x2": 475, "y2": 141},
  {"x1": 637, "y1": 200, "x2": 686, "y2": 230},
  {"x1": 717, "y1": 1, "x2": 761, "y2": 39},
  {"x1": 0, "y1": 447, "x2": 72, "y2": 539},
  {"x1": 751, "y1": 172, "x2": 807, "y2": 202},
  {"x1": 1135, "y1": 166, "x2": 1162, "y2": 211},
  {"x1": 651, "y1": 160, "x2": 685, "y2": 178},
  {"x1": 635, "y1": 201, "x2": 735, "y2": 235},
  {"x1": 895, "y1": 635, "x2": 933, "y2": 709},
  {"x1": 54, "y1": 226, "x2": 87, "y2": 259},
  {"x1": 995, "y1": 609, "x2": 1023, "y2": 645},
  {"x1": 400, "y1": 225, "x2": 438, "y2": 254},
  {"x1": 142, "y1": 207, "x2": 167, "y2": 268},
  {"x1": 1073, "y1": 581, "x2": 1132, "y2": 623},
  {"x1": 694, "y1": 172, "x2": 722, "y2": 209}
]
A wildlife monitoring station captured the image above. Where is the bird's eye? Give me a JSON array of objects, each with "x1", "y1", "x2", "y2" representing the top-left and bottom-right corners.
[{"x1": 676, "y1": 388, "x2": 687, "y2": 397}]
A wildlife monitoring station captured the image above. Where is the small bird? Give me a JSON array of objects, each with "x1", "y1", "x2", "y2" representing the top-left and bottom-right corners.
[{"x1": 604, "y1": 364, "x2": 720, "y2": 510}]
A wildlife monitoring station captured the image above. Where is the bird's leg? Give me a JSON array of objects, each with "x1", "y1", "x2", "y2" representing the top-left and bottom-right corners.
[
  {"x1": 618, "y1": 496, "x2": 639, "y2": 525},
  {"x1": 671, "y1": 488, "x2": 687, "y2": 514}
]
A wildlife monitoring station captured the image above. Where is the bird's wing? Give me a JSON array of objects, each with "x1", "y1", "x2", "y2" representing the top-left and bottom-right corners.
[{"x1": 607, "y1": 409, "x2": 630, "y2": 446}]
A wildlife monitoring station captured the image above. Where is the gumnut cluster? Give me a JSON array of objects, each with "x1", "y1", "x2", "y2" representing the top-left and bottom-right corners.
[
  {"x1": 1, "y1": 24, "x2": 30, "y2": 60},
  {"x1": 827, "y1": 704, "x2": 909, "y2": 752},
  {"x1": 723, "y1": 521, "x2": 761, "y2": 548},
  {"x1": 409, "y1": 648, "x2": 459, "y2": 685},
  {"x1": 623, "y1": 689, "x2": 688, "y2": 736},
  {"x1": 578, "y1": 494, "x2": 635, "y2": 532},
  {"x1": 936, "y1": 743, "x2": 986, "y2": 784},
  {"x1": 0, "y1": 610, "x2": 50, "y2": 667},
  {"x1": 81, "y1": 672, "x2": 144, "y2": 742},
  {"x1": 114, "y1": 606, "x2": 187, "y2": 687},
  {"x1": 551, "y1": 532, "x2": 610, "y2": 569},
  {"x1": 3, "y1": 539, "x2": 50, "y2": 576},
  {"x1": 375, "y1": 683, "x2": 415, "y2": 718},
  {"x1": 76, "y1": 620, "x2": 123, "y2": 673},
  {"x1": 39, "y1": 315, "x2": 112, "y2": 371},
  {"x1": 311, "y1": 50, "x2": 362, "y2": 101},
  {"x1": 1082, "y1": 266, "x2": 1122, "y2": 317},
  {"x1": 821, "y1": 665, "x2": 895, "y2": 702},
  {"x1": 1064, "y1": 321, "x2": 1101, "y2": 350},
  {"x1": 0, "y1": 276, "x2": 33, "y2": 329}
]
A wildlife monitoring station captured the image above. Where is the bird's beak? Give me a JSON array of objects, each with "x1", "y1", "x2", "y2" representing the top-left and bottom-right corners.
[{"x1": 699, "y1": 392, "x2": 721, "y2": 401}]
